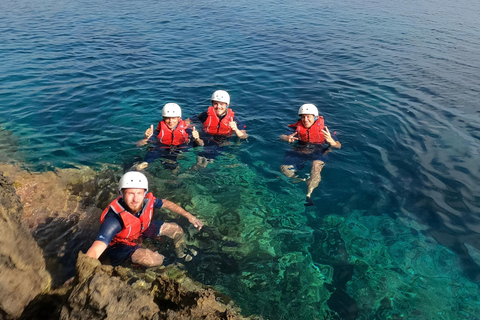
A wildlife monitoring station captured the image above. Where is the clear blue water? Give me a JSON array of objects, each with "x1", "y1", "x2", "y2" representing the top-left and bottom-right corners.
[{"x1": 1, "y1": 0, "x2": 480, "y2": 318}]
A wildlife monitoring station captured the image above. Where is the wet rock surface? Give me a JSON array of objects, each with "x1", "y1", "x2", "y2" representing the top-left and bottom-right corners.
[
  {"x1": 0, "y1": 163, "x2": 119, "y2": 286},
  {"x1": 0, "y1": 172, "x2": 51, "y2": 320}
]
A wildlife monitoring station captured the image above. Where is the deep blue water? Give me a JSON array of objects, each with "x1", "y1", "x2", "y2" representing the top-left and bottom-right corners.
[{"x1": 1, "y1": 0, "x2": 480, "y2": 318}]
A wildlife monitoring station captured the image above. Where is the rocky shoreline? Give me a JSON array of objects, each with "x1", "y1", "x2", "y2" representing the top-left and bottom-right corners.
[{"x1": 0, "y1": 165, "x2": 257, "y2": 320}]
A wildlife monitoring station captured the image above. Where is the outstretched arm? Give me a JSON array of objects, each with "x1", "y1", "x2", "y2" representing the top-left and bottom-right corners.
[
  {"x1": 162, "y1": 199, "x2": 204, "y2": 230},
  {"x1": 280, "y1": 131, "x2": 299, "y2": 143}
]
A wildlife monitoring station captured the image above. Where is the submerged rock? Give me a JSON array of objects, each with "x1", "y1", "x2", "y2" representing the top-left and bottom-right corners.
[
  {"x1": 0, "y1": 172, "x2": 51, "y2": 319},
  {"x1": 328, "y1": 210, "x2": 480, "y2": 319}
]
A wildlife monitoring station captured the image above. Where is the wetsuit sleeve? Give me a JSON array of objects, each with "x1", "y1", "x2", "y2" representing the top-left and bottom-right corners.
[
  {"x1": 197, "y1": 112, "x2": 208, "y2": 123},
  {"x1": 331, "y1": 133, "x2": 339, "y2": 142},
  {"x1": 154, "y1": 198, "x2": 164, "y2": 208},
  {"x1": 232, "y1": 116, "x2": 246, "y2": 130},
  {"x1": 95, "y1": 210, "x2": 123, "y2": 245}
]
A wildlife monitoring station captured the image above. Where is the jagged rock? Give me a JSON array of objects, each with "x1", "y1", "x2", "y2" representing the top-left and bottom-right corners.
[
  {"x1": 0, "y1": 164, "x2": 119, "y2": 286},
  {"x1": 61, "y1": 254, "x2": 253, "y2": 320},
  {"x1": 0, "y1": 172, "x2": 51, "y2": 320},
  {"x1": 0, "y1": 164, "x2": 119, "y2": 232},
  {"x1": 152, "y1": 265, "x2": 247, "y2": 319},
  {"x1": 61, "y1": 253, "x2": 160, "y2": 320}
]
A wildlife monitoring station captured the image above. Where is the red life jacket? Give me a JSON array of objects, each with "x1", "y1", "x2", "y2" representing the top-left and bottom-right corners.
[
  {"x1": 100, "y1": 193, "x2": 155, "y2": 246},
  {"x1": 288, "y1": 117, "x2": 325, "y2": 144},
  {"x1": 156, "y1": 119, "x2": 189, "y2": 146},
  {"x1": 203, "y1": 107, "x2": 235, "y2": 135}
]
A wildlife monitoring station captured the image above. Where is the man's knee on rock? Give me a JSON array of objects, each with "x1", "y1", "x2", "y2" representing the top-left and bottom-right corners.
[
  {"x1": 131, "y1": 249, "x2": 164, "y2": 267},
  {"x1": 159, "y1": 222, "x2": 184, "y2": 239}
]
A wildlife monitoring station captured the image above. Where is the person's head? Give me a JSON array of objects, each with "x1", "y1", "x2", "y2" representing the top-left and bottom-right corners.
[
  {"x1": 118, "y1": 171, "x2": 148, "y2": 214},
  {"x1": 298, "y1": 104, "x2": 319, "y2": 129},
  {"x1": 211, "y1": 90, "x2": 230, "y2": 117},
  {"x1": 162, "y1": 103, "x2": 182, "y2": 129}
]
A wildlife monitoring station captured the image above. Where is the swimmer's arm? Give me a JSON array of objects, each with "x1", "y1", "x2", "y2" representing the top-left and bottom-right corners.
[
  {"x1": 137, "y1": 124, "x2": 157, "y2": 147},
  {"x1": 235, "y1": 129, "x2": 248, "y2": 139},
  {"x1": 229, "y1": 121, "x2": 248, "y2": 139},
  {"x1": 86, "y1": 241, "x2": 108, "y2": 259},
  {"x1": 323, "y1": 126, "x2": 341, "y2": 149},
  {"x1": 280, "y1": 131, "x2": 298, "y2": 143},
  {"x1": 329, "y1": 140, "x2": 341, "y2": 149},
  {"x1": 161, "y1": 199, "x2": 204, "y2": 230},
  {"x1": 231, "y1": 117, "x2": 248, "y2": 139},
  {"x1": 85, "y1": 211, "x2": 122, "y2": 259},
  {"x1": 185, "y1": 113, "x2": 205, "y2": 127}
]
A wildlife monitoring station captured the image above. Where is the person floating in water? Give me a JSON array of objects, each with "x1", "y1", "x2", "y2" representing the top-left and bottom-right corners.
[
  {"x1": 188, "y1": 90, "x2": 248, "y2": 167},
  {"x1": 279, "y1": 104, "x2": 341, "y2": 206},
  {"x1": 86, "y1": 171, "x2": 204, "y2": 267},
  {"x1": 136, "y1": 103, "x2": 204, "y2": 171}
]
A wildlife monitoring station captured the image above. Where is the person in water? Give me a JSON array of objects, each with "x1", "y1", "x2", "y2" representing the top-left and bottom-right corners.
[
  {"x1": 86, "y1": 171, "x2": 204, "y2": 267},
  {"x1": 136, "y1": 103, "x2": 204, "y2": 171},
  {"x1": 279, "y1": 104, "x2": 341, "y2": 206},
  {"x1": 189, "y1": 90, "x2": 248, "y2": 167}
]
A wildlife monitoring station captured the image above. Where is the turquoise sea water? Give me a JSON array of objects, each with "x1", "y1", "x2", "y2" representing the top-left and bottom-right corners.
[{"x1": 1, "y1": 0, "x2": 480, "y2": 318}]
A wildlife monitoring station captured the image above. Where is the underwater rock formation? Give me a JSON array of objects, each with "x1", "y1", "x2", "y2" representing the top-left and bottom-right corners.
[
  {"x1": 324, "y1": 210, "x2": 480, "y2": 319},
  {"x1": 147, "y1": 157, "x2": 335, "y2": 319},
  {"x1": 0, "y1": 172, "x2": 51, "y2": 320}
]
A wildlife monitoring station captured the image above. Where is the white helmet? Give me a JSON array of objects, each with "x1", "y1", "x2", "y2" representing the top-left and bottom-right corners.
[
  {"x1": 118, "y1": 171, "x2": 148, "y2": 192},
  {"x1": 162, "y1": 103, "x2": 182, "y2": 118},
  {"x1": 211, "y1": 90, "x2": 230, "y2": 106},
  {"x1": 298, "y1": 104, "x2": 318, "y2": 116}
]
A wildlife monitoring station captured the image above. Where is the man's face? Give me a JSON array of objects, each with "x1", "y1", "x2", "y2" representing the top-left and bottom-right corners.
[
  {"x1": 301, "y1": 114, "x2": 316, "y2": 129},
  {"x1": 212, "y1": 101, "x2": 228, "y2": 117},
  {"x1": 164, "y1": 116, "x2": 180, "y2": 130},
  {"x1": 122, "y1": 188, "x2": 146, "y2": 214}
]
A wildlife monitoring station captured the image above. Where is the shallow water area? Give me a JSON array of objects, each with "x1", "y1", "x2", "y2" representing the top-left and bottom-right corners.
[{"x1": 1, "y1": 0, "x2": 480, "y2": 318}]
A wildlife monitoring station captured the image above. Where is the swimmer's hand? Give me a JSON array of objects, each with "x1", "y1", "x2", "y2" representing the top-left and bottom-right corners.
[
  {"x1": 145, "y1": 124, "x2": 154, "y2": 139},
  {"x1": 191, "y1": 126, "x2": 204, "y2": 146},
  {"x1": 286, "y1": 132, "x2": 299, "y2": 143},
  {"x1": 230, "y1": 121, "x2": 248, "y2": 139},
  {"x1": 137, "y1": 124, "x2": 154, "y2": 147},
  {"x1": 322, "y1": 126, "x2": 340, "y2": 148},
  {"x1": 229, "y1": 121, "x2": 238, "y2": 132},
  {"x1": 188, "y1": 216, "x2": 204, "y2": 230},
  {"x1": 192, "y1": 126, "x2": 200, "y2": 140}
]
